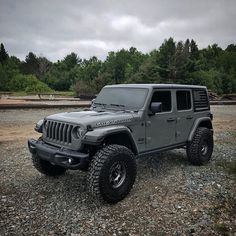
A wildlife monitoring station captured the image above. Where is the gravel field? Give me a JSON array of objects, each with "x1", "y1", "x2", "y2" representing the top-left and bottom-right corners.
[{"x1": 0, "y1": 106, "x2": 235, "y2": 236}]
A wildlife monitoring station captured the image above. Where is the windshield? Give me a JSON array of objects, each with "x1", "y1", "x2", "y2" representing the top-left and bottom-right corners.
[{"x1": 94, "y1": 87, "x2": 149, "y2": 111}]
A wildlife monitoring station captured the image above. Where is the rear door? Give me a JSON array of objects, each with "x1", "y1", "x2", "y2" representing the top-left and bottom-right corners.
[
  {"x1": 145, "y1": 90, "x2": 176, "y2": 150},
  {"x1": 175, "y1": 89, "x2": 193, "y2": 143}
]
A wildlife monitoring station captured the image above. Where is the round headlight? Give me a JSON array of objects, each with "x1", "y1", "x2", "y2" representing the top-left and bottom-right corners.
[
  {"x1": 35, "y1": 119, "x2": 44, "y2": 133},
  {"x1": 73, "y1": 126, "x2": 85, "y2": 138}
]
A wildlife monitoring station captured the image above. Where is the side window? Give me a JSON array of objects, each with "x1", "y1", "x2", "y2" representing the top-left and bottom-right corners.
[
  {"x1": 193, "y1": 89, "x2": 209, "y2": 111},
  {"x1": 151, "y1": 91, "x2": 172, "y2": 112},
  {"x1": 176, "y1": 91, "x2": 191, "y2": 110}
]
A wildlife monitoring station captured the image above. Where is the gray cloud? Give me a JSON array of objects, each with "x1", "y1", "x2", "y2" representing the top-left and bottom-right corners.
[{"x1": 0, "y1": 0, "x2": 235, "y2": 61}]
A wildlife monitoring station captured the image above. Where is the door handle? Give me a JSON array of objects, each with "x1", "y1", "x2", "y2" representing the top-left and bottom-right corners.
[
  {"x1": 167, "y1": 118, "x2": 175, "y2": 122},
  {"x1": 186, "y1": 115, "x2": 193, "y2": 120}
]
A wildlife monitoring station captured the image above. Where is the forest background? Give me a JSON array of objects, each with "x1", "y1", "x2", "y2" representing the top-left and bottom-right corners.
[{"x1": 0, "y1": 38, "x2": 235, "y2": 96}]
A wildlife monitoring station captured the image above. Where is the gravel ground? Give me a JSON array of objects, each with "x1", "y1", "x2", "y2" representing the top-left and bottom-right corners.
[{"x1": 0, "y1": 106, "x2": 235, "y2": 236}]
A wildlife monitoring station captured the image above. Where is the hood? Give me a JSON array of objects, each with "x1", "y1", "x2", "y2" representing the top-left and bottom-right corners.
[{"x1": 46, "y1": 110, "x2": 135, "y2": 128}]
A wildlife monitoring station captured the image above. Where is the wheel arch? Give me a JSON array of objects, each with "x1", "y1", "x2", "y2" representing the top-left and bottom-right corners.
[
  {"x1": 82, "y1": 126, "x2": 138, "y2": 155},
  {"x1": 188, "y1": 117, "x2": 213, "y2": 142},
  {"x1": 103, "y1": 131, "x2": 138, "y2": 155}
]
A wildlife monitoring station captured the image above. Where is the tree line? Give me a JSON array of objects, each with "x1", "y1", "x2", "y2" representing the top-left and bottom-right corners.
[{"x1": 0, "y1": 38, "x2": 235, "y2": 95}]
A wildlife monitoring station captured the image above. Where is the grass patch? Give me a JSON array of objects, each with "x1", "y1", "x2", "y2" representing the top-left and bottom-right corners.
[
  {"x1": 230, "y1": 131, "x2": 236, "y2": 138},
  {"x1": 55, "y1": 91, "x2": 75, "y2": 97},
  {"x1": 214, "y1": 223, "x2": 230, "y2": 236},
  {"x1": 215, "y1": 160, "x2": 236, "y2": 178},
  {"x1": 6, "y1": 91, "x2": 75, "y2": 97},
  {"x1": 11, "y1": 91, "x2": 27, "y2": 96},
  {"x1": 227, "y1": 161, "x2": 236, "y2": 177}
]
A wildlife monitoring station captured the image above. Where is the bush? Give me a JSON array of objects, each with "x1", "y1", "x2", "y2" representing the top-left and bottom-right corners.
[
  {"x1": 73, "y1": 80, "x2": 96, "y2": 97},
  {"x1": 188, "y1": 69, "x2": 223, "y2": 94},
  {"x1": 8, "y1": 74, "x2": 52, "y2": 92}
]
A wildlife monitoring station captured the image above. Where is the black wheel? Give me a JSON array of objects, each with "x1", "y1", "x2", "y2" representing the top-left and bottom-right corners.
[
  {"x1": 88, "y1": 144, "x2": 137, "y2": 203},
  {"x1": 32, "y1": 154, "x2": 66, "y2": 176},
  {"x1": 187, "y1": 127, "x2": 214, "y2": 165}
]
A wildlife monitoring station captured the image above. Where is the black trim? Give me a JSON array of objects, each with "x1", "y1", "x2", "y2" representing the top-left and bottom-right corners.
[
  {"x1": 138, "y1": 142, "x2": 186, "y2": 157},
  {"x1": 82, "y1": 130, "x2": 138, "y2": 155},
  {"x1": 28, "y1": 139, "x2": 89, "y2": 170},
  {"x1": 192, "y1": 89, "x2": 210, "y2": 112}
]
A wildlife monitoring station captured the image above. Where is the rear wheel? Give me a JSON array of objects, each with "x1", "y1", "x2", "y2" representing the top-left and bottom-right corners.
[
  {"x1": 32, "y1": 154, "x2": 66, "y2": 176},
  {"x1": 187, "y1": 127, "x2": 214, "y2": 165},
  {"x1": 88, "y1": 144, "x2": 137, "y2": 203}
]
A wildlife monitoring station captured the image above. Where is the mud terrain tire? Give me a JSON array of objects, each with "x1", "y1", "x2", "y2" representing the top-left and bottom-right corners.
[
  {"x1": 187, "y1": 127, "x2": 213, "y2": 165},
  {"x1": 88, "y1": 144, "x2": 136, "y2": 203}
]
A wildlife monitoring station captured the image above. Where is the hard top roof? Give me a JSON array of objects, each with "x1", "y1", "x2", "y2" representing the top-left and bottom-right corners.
[{"x1": 105, "y1": 84, "x2": 207, "y2": 90}]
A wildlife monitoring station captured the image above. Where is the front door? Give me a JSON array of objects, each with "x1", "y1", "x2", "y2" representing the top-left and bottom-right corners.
[{"x1": 146, "y1": 90, "x2": 176, "y2": 150}]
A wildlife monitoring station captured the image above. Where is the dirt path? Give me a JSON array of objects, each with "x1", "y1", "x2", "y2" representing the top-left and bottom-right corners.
[{"x1": 0, "y1": 108, "x2": 76, "y2": 143}]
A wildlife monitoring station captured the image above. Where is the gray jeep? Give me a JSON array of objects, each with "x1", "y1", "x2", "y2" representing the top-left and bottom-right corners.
[{"x1": 28, "y1": 84, "x2": 214, "y2": 203}]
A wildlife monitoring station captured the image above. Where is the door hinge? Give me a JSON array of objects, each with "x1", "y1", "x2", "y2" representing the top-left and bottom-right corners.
[
  {"x1": 175, "y1": 131, "x2": 181, "y2": 137},
  {"x1": 146, "y1": 137, "x2": 151, "y2": 143}
]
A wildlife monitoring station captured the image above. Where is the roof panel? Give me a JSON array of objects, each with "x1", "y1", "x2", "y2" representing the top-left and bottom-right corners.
[{"x1": 105, "y1": 84, "x2": 206, "y2": 89}]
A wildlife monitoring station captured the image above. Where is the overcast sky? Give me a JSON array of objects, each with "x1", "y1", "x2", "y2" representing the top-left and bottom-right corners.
[{"x1": 0, "y1": 0, "x2": 235, "y2": 61}]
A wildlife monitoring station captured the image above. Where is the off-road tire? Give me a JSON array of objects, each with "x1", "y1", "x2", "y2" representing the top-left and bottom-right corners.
[
  {"x1": 88, "y1": 144, "x2": 137, "y2": 204},
  {"x1": 32, "y1": 154, "x2": 66, "y2": 176},
  {"x1": 187, "y1": 127, "x2": 213, "y2": 165}
]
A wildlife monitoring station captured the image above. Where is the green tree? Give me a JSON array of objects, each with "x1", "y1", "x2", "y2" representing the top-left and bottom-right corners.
[
  {"x1": 190, "y1": 39, "x2": 199, "y2": 60},
  {"x1": 128, "y1": 56, "x2": 160, "y2": 84},
  {"x1": 21, "y1": 52, "x2": 39, "y2": 77},
  {"x1": 0, "y1": 43, "x2": 9, "y2": 64},
  {"x1": 0, "y1": 56, "x2": 21, "y2": 90},
  {"x1": 38, "y1": 57, "x2": 52, "y2": 81},
  {"x1": 158, "y1": 37, "x2": 176, "y2": 82},
  {"x1": 63, "y1": 52, "x2": 80, "y2": 70}
]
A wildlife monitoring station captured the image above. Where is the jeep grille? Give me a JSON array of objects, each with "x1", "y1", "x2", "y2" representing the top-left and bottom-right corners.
[{"x1": 44, "y1": 120, "x2": 74, "y2": 144}]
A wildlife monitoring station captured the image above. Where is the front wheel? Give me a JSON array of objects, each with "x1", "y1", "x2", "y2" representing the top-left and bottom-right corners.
[
  {"x1": 88, "y1": 144, "x2": 137, "y2": 203},
  {"x1": 187, "y1": 127, "x2": 214, "y2": 165}
]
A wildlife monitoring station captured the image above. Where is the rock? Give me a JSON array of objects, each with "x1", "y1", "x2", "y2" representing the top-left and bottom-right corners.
[{"x1": 151, "y1": 200, "x2": 159, "y2": 209}]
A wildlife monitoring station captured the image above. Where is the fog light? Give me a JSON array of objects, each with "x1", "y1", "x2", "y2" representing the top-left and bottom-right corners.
[{"x1": 68, "y1": 158, "x2": 73, "y2": 164}]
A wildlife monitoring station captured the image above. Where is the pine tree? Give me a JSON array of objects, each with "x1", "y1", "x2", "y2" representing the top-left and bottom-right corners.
[
  {"x1": 190, "y1": 39, "x2": 199, "y2": 60},
  {"x1": 158, "y1": 37, "x2": 176, "y2": 82},
  {"x1": 0, "y1": 43, "x2": 9, "y2": 64}
]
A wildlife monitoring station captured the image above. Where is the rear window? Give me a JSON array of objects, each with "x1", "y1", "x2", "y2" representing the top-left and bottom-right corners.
[
  {"x1": 193, "y1": 89, "x2": 209, "y2": 111},
  {"x1": 176, "y1": 91, "x2": 191, "y2": 110}
]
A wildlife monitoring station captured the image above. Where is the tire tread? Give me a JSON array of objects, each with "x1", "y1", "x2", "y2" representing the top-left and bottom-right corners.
[{"x1": 88, "y1": 144, "x2": 136, "y2": 203}]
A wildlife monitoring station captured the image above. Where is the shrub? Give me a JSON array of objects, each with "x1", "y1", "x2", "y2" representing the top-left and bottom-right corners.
[
  {"x1": 8, "y1": 74, "x2": 52, "y2": 92},
  {"x1": 73, "y1": 80, "x2": 96, "y2": 97}
]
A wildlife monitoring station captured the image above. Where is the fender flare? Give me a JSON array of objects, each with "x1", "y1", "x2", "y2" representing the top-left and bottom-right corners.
[
  {"x1": 82, "y1": 125, "x2": 138, "y2": 154},
  {"x1": 188, "y1": 117, "x2": 213, "y2": 142}
]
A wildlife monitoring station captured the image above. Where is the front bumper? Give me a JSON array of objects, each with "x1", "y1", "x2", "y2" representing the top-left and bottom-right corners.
[{"x1": 28, "y1": 139, "x2": 89, "y2": 170}]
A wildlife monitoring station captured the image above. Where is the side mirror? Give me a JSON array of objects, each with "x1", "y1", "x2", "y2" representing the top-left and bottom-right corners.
[
  {"x1": 150, "y1": 102, "x2": 162, "y2": 114},
  {"x1": 91, "y1": 98, "x2": 96, "y2": 109}
]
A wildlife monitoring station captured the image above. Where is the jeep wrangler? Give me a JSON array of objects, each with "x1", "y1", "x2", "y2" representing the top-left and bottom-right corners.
[{"x1": 28, "y1": 84, "x2": 214, "y2": 203}]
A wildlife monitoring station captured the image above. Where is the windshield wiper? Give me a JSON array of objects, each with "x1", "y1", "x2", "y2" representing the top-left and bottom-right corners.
[
  {"x1": 110, "y1": 103, "x2": 125, "y2": 108},
  {"x1": 94, "y1": 102, "x2": 107, "y2": 107},
  {"x1": 109, "y1": 103, "x2": 137, "y2": 112}
]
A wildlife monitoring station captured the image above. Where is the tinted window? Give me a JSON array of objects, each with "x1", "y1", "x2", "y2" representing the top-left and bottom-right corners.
[
  {"x1": 193, "y1": 89, "x2": 209, "y2": 111},
  {"x1": 151, "y1": 91, "x2": 171, "y2": 112},
  {"x1": 95, "y1": 87, "x2": 148, "y2": 110},
  {"x1": 176, "y1": 91, "x2": 191, "y2": 110}
]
